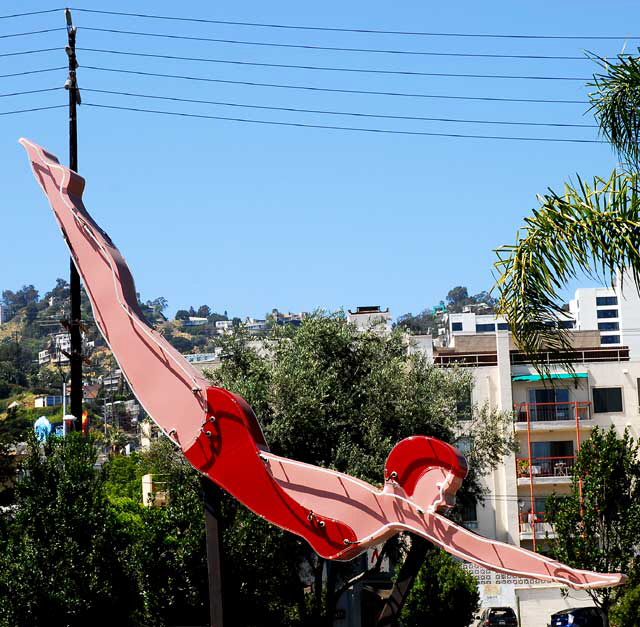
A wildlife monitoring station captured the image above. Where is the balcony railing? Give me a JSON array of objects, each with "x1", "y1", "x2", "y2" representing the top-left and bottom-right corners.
[
  {"x1": 519, "y1": 511, "x2": 554, "y2": 535},
  {"x1": 516, "y1": 455, "x2": 575, "y2": 478},
  {"x1": 514, "y1": 401, "x2": 591, "y2": 423}
]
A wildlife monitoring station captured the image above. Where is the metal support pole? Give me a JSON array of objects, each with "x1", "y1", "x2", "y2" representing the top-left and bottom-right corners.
[
  {"x1": 201, "y1": 478, "x2": 224, "y2": 627},
  {"x1": 575, "y1": 401, "x2": 584, "y2": 518},
  {"x1": 376, "y1": 535, "x2": 429, "y2": 626},
  {"x1": 525, "y1": 403, "x2": 536, "y2": 552},
  {"x1": 65, "y1": 8, "x2": 83, "y2": 428}
]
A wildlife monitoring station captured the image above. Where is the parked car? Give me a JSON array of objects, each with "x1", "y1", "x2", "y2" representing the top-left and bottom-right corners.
[
  {"x1": 549, "y1": 607, "x2": 606, "y2": 627},
  {"x1": 475, "y1": 607, "x2": 518, "y2": 627}
]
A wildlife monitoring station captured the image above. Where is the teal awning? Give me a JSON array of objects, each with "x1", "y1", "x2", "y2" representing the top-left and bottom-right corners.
[{"x1": 511, "y1": 372, "x2": 588, "y2": 382}]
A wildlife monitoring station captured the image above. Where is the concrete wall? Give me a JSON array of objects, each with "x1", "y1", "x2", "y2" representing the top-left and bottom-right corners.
[{"x1": 516, "y1": 587, "x2": 594, "y2": 627}]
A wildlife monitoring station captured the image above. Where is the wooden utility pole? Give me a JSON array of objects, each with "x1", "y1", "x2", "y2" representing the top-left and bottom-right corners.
[{"x1": 65, "y1": 8, "x2": 83, "y2": 427}]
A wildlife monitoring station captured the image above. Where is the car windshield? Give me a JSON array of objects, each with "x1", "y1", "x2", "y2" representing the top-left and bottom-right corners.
[{"x1": 491, "y1": 609, "x2": 515, "y2": 617}]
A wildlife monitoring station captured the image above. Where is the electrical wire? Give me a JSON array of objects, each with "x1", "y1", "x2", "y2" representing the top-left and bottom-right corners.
[
  {"x1": 0, "y1": 104, "x2": 66, "y2": 115},
  {"x1": 0, "y1": 87, "x2": 61, "y2": 98},
  {"x1": 0, "y1": 67, "x2": 66, "y2": 79},
  {"x1": 79, "y1": 26, "x2": 626, "y2": 61},
  {"x1": 70, "y1": 8, "x2": 640, "y2": 40},
  {"x1": 83, "y1": 87, "x2": 598, "y2": 128},
  {"x1": 0, "y1": 27, "x2": 66, "y2": 39},
  {"x1": 83, "y1": 65, "x2": 587, "y2": 105},
  {"x1": 0, "y1": 47, "x2": 58, "y2": 58},
  {"x1": 78, "y1": 47, "x2": 589, "y2": 80},
  {"x1": 0, "y1": 9, "x2": 63, "y2": 20},
  {"x1": 84, "y1": 101, "x2": 603, "y2": 143}
]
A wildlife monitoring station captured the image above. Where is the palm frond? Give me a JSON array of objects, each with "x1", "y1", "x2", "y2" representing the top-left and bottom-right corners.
[
  {"x1": 494, "y1": 170, "x2": 640, "y2": 374},
  {"x1": 589, "y1": 53, "x2": 640, "y2": 168}
]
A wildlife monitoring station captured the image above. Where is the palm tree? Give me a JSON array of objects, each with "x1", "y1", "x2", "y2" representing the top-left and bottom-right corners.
[{"x1": 494, "y1": 54, "x2": 640, "y2": 368}]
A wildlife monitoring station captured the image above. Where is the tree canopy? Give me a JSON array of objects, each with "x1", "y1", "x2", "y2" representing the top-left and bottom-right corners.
[
  {"x1": 208, "y1": 314, "x2": 513, "y2": 625},
  {"x1": 546, "y1": 428, "x2": 640, "y2": 623}
]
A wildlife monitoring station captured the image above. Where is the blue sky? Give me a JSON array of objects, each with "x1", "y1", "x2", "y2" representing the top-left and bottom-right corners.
[{"x1": 2, "y1": 1, "x2": 639, "y2": 320}]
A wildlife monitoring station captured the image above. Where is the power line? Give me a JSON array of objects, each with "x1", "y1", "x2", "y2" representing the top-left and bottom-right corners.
[
  {"x1": 84, "y1": 101, "x2": 603, "y2": 143},
  {"x1": 79, "y1": 26, "x2": 624, "y2": 61},
  {"x1": 0, "y1": 87, "x2": 61, "y2": 97},
  {"x1": 70, "y1": 8, "x2": 640, "y2": 40},
  {"x1": 0, "y1": 104, "x2": 66, "y2": 115},
  {"x1": 0, "y1": 9, "x2": 63, "y2": 20},
  {"x1": 0, "y1": 67, "x2": 66, "y2": 79},
  {"x1": 84, "y1": 65, "x2": 588, "y2": 105},
  {"x1": 0, "y1": 27, "x2": 66, "y2": 39},
  {"x1": 0, "y1": 47, "x2": 58, "y2": 58},
  {"x1": 84, "y1": 87, "x2": 598, "y2": 128},
  {"x1": 78, "y1": 47, "x2": 589, "y2": 81}
]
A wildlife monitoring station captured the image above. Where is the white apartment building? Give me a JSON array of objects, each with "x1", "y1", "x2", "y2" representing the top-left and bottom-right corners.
[
  {"x1": 569, "y1": 273, "x2": 640, "y2": 354},
  {"x1": 446, "y1": 273, "x2": 640, "y2": 357},
  {"x1": 351, "y1": 297, "x2": 636, "y2": 625},
  {"x1": 434, "y1": 327, "x2": 637, "y2": 626}
]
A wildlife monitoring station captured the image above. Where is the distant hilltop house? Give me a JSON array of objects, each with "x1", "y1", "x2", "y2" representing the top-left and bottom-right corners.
[
  {"x1": 242, "y1": 317, "x2": 268, "y2": 334},
  {"x1": 215, "y1": 319, "x2": 234, "y2": 334},
  {"x1": 182, "y1": 316, "x2": 208, "y2": 327},
  {"x1": 99, "y1": 369, "x2": 123, "y2": 392},
  {"x1": 34, "y1": 395, "x2": 69, "y2": 408},
  {"x1": 184, "y1": 350, "x2": 222, "y2": 365},
  {"x1": 38, "y1": 331, "x2": 94, "y2": 366},
  {"x1": 272, "y1": 310, "x2": 307, "y2": 328},
  {"x1": 347, "y1": 306, "x2": 392, "y2": 333},
  {"x1": 104, "y1": 399, "x2": 141, "y2": 423},
  {"x1": 0, "y1": 303, "x2": 6, "y2": 325}
]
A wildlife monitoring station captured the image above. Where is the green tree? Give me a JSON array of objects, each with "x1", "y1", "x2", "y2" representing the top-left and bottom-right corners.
[
  {"x1": 611, "y1": 574, "x2": 640, "y2": 627},
  {"x1": 589, "y1": 53, "x2": 640, "y2": 169},
  {"x1": 2, "y1": 284, "x2": 39, "y2": 313},
  {"x1": 546, "y1": 428, "x2": 640, "y2": 624},
  {"x1": 209, "y1": 314, "x2": 513, "y2": 625},
  {"x1": 0, "y1": 433, "x2": 140, "y2": 626},
  {"x1": 401, "y1": 547, "x2": 480, "y2": 627},
  {"x1": 137, "y1": 295, "x2": 168, "y2": 327},
  {"x1": 396, "y1": 285, "x2": 496, "y2": 336},
  {"x1": 395, "y1": 308, "x2": 437, "y2": 335},
  {"x1": 44, "y1": 277, "x2": 70, "y2": 303}
]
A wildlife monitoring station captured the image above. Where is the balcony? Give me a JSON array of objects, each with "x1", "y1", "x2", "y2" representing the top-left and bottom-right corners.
[
  {"x1": 518, "y1": 511, "x2": 555, "y2": 540},
  {"x1": 516, "y1": 455, "x2": 575, "y2": 485},
  {"x1": 513, "y1": 402, "x2": 593, "y2": 432}
]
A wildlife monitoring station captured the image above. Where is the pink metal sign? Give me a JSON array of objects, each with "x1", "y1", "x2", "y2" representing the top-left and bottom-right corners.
[{"x1": 20, "y1": 138, "x2": 626, "y2": 589}]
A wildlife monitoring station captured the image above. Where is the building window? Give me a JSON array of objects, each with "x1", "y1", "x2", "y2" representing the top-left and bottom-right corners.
[
  {"x1": 451, "y1": 322, "x2": 463, "y2": 331},
  {"x1": 475, "y1": 323, "x2": 495, "y2": 333},
  {"x1": 528, "y1": 388, "x2": 569, "y2": 421},
  {"x1": 600, "y1": 335, "x2": 621, "y2": 345},
  {"x1": 592, "y1": 387, "x2": 623, "y2": 413},
  {"x1": 597, "y1": 309, "x2": 618, "y2": 319},
  {"x1": 596, "y1": 296, "x2": 618, "y2": 306},
  {"x1": 558, "y1": 320, "x2": 575, "y2": 329},
  {"x1": 461, "y1": 501, "x2": 478, "y2": 528},
  {"x1": 456, "y1": 391, "x2": 472, "y2": 421},
  {"x1": 497, "y1": 322, "x2": 510, "y2": 331},
  {"x1": 598, "y1": 321, "x2": 619, "y2": 331}
]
